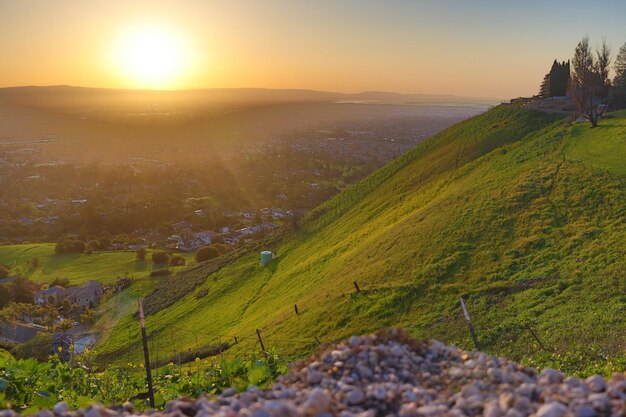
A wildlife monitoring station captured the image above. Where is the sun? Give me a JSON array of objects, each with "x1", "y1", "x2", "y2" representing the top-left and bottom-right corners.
[{"x1": 117, "y1": 25, "x2": 188, "y2": 88}]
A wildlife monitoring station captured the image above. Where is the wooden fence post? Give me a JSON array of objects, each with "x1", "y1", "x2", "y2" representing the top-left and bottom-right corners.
[
  {"x1": 256, "y1": 328, "x2": 268, "y2": 359},
  {"x1": 294, "y1": 304, "x2": 299, "y2": 315},
  {"x1": 526, "y1": 324, "x2": 548, "y2": 351},
  {"x1": 138, "y1": 300, "x2": 155, "y2": 408},
  {"x1": 353, "y1": 281, "x2": 361, "y2": 292},
  {"x1": 459, "y1": 298, "x2": 481, "y2": 351}
]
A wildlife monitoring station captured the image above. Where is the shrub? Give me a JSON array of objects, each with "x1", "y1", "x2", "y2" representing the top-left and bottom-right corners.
[
  {"x1": 150, "y1": 269, "x2": 171, "y2": 277},
  {"x1": 136, "y1": 248, "x2": 147, "y2": 260},
  {"x1": 50, "y1": 277, "x2": 70, "y2": 288},
  {"x1": 195, "y1": 246, "x2": 219, "y2": 262},
  {"x1": 87, "y1": 240, "x2": 100, "y2": 251},
  {"x1": 169, "y1": 255, "x2": 186, "y2": 267},
  {"x1": 98, "y1": 237, "x2": 111, "y2": 249},
  {"x1": 54, "y1": 242, "x2": 67, "y2": 254},
  {"x1": 151, "y1": 252, "x2": 169, "y2": 265}
]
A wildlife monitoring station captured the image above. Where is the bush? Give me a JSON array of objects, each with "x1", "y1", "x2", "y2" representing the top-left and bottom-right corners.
[
  {"x1": 169, "y1": 255, "x2": 186, "y2": 267},
  {"x1": 55, "y1": 240, "x2": 86, "y2": 254},
  {"x1": 136, "y1": 248, "x2": 147, "y2": 260},
  {"x1": 69, "y1": 241, "x2": 86, "y2": 253},
  {"x1": 195, "y1": 246, "x2": 219, "y2": 262},
  {"x1": 50, "y1": 277, "x2": 70, "y2": 288},
  {"x1": 87, "y1": 240, "x2": 100, "y2": 251},
  {"x1": 151, "y1": 252, "x2": 169, "y2": 265},
  {"x1": 98, "y1": 237, "x2": 111, "y2": 249},
  {"x1": 54, "y1": 242, "x2": 67, "y2": 254},
  {"x1": 150, "y1": 269, "x2": 171, "y2": 277}
]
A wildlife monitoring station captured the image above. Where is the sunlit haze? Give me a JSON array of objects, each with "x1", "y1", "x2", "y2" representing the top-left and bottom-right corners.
[{"x1": 1, "y1": 0, "x2": 625, "y2": 97}]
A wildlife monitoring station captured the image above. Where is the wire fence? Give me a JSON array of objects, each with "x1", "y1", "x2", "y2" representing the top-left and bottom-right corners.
[{"x1": 11, "y1": 274, "x2": 626, "y2": 375}]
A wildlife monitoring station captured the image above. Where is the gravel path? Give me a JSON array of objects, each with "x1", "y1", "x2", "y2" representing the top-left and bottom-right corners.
[{"x1": 24, "y1": 329, "x2": 626, "y2": 417}]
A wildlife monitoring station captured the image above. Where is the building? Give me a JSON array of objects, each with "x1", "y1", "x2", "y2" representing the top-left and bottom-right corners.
[
  {"x1": 34, "y1": 280, "x2": 104, "y2": 310},
  {"x1": 0, "y1": 321, "x2": 46, "y2": 344},
  {"x1": 34, "y1": 286, "x2": 67, "y2": 306},
  {"x1": 72, "y1": 280, "x2": 104, "y2": 309}
]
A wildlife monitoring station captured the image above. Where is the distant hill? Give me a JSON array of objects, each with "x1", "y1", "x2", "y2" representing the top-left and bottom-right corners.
[
  {"x1": 95, "y1": 106, "x2": 625, "y2": 366},
  {"x1": 0, "y1": 85, "x2": 497, "y2": 108},
  {"x1": 0, "y1": 85, "x2": 491, "y2": 163}
]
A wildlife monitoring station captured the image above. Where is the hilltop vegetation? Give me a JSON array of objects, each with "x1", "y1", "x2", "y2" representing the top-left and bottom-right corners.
[{"x1": 95, "y1": 105, "x2": 626, "y2": 370}]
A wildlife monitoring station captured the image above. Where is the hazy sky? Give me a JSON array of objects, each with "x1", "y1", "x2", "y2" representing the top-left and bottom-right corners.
[{"x1": 1, "y1": 0, "x2": 625, "y2": 98}]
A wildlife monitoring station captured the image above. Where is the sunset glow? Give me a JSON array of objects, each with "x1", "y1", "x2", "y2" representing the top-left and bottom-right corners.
[
  {"x1": 116, "y1": 25, "x2": 189, "y2": 88},
  {"x1": 1, "y1": 0, "x2": 625, "y2": 96}
]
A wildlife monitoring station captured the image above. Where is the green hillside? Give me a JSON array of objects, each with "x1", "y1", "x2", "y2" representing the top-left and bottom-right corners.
[
  {"x1": 0, "y1": 245, "x2": 195, "y2": 286},
  {"x1": 97, "y1": 106, "x2": 626, "y2": 367}
]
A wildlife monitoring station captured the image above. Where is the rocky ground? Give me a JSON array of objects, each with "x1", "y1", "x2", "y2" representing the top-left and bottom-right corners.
[{"x1": 20, "y1": 329, "x2": 626, "y2": 417}]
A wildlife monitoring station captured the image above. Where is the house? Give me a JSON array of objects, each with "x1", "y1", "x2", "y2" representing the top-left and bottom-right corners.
[
  {"x1": 35, "y1": 280, "x2": 104, "y2": 309},
  {"x1": 194, "y1": 230, "x2": 217, "y2": 245},
  {"x1": 0, "y1": 321, "x2": 46, "y2": 344},
  {"x1": 34, "y1": 286, "x2": 67, "y2": 306},
  {"x1": 172, "y1": 220, "x2": 192, "y2": 232},
  {"x1": 71, "y1": 280, "x2": 104, "y2": 309},
  {"x1": 238, "y1": 226, "x2": 259, "y2": 236}
]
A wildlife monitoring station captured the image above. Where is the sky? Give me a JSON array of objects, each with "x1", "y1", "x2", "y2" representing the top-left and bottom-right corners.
[{"x1": 1, "y1": 0, "x2": 625, "y2": 98}]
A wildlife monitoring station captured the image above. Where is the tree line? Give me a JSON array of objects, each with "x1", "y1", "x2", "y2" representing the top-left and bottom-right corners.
[{"x1": 540, "y1": 37, "x2": 626, "y2": 127}]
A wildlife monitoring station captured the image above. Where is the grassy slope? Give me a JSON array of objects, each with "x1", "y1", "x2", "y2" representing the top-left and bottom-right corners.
[
  {"x1": 0, "y1": 245, "x2": 190, "y2": 285},
  {"x1": 0, "y1": 246, "x2": 195, "y2": 338},
  {"x1": 93, "y1": 107, "x2": 624, "y2": 365}
]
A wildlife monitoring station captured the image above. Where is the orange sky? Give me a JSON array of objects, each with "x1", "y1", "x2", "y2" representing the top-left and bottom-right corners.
[{"x1": 1, "y1": 0, "x2": 625, "y2": 98}]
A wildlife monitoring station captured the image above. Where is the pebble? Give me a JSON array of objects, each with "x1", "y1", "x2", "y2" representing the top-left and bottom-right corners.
[
  {"x1": 28, "y1": 329, "x2": 626, "y2": 417},
  {"x1": 536, "y1": 402, "x2": 567, "y2": 417},
  {"x1": 52, "y1": 402, "x2": 69, "y2": 415},
  {"x1": 585, "y1": 374, "x2": 606, "y2": 392}
]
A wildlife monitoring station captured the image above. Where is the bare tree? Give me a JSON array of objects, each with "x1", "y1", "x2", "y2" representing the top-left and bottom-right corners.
[
  {"x1": 609, "y1": 42, "x2": 626, "y2": 109},
  {"x1": 570, "y1": 37, "x2": 611, "y2": 127}
]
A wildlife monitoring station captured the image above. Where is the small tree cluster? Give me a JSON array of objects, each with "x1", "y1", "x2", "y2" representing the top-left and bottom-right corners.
[
  {"x1": 55, "y1": 239, "x2": 86, "y2": 254},
  {"x1": 539, "y1": 60, "x2": 570, "y2": 98}
]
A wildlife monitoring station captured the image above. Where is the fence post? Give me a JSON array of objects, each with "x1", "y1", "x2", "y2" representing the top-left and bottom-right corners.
[
  {"x1": 353, "y1": 281, "x2": 361, "y2": 292},
  {"x1": 294, "y1": 304, "x2": 299, "y2": 315},
  {"x1": 234, "y1": 336, "x2": 238, "y2": 344},
  {"x1": 127, "y1": 327, "x2": 132, "y2": 363},
  {"x1": 138, "y1": 300, "x2": 155, "y2": 408},
  {"x1": 526, "y1": 324, "x2": 548, "y2": 351},
  {"x1": 459, "y1": 298, "x2": 481, "y2": 351},
  {"x1": 256, "y1": 328, "x2": 268, "y2": 359}
]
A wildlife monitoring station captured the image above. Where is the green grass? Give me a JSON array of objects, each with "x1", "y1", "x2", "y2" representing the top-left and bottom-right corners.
[
  {"x1": 564, "y1": 110, "x2": 626, "y2": 177},
  {"x1": 13, "y1": 106, "x2": 626, "y2": 376},
  {"x1": 0, "y1": 245, "x2": 195, "y2": 286},
  {"x1": 0, "y1": 246, "x2": 196, "y2": 340}
]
